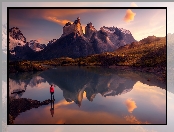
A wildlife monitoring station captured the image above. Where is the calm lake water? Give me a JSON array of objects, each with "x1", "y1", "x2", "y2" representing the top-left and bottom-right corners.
[{"x1": 9, "y1": 66, "x2": 166, "y2": 124}]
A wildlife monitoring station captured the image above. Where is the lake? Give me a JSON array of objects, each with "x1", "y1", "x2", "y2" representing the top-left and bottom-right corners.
[{"x1": 9, "y1": 66, "x2": 166, "y2": 124}]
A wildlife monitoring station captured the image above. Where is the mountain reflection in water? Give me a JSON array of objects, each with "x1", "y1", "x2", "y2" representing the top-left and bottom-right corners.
[{"x1": 9, "y1": 66, "x2": 166, "y2": 124}]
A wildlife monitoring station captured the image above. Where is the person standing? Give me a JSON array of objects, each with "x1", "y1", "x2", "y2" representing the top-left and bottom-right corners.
[{"x1": 50, "y1": 85, "x2": 54, "y2": 100}]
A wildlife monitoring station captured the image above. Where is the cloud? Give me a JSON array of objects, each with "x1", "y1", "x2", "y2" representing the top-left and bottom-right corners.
[
  {"x1": 124, "y1": 9, "x2": 136, "y2": 22},
  {"x1": 54, "y1": 99, "x2": 74, "y2": 108},
  {"x1": 125, "y1": 98, "x2": 137, "y2": 113},
  {"x1": 51, "y1": 108, "x2": 127, "y2": 124},
  {"x1": 131, "y1": 2, "x2": 138, "y2": 7},
  {"x1": 44, "y1": 16, "x2": 86, "y2": 33},
  {"x1": 44, "y1": 16, "x2": 73, "y2": 26}
]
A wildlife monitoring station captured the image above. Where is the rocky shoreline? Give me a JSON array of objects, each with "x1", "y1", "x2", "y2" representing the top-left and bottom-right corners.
[
  {"x1": 9, "y1": 61, "x2": 49, "y2": 73},
  {"x1": 9, "y1": 98, "x2": 53, "y2": 124},
  {"x1": 108, "y1": 65, "x2": 166, "y2": 82}
]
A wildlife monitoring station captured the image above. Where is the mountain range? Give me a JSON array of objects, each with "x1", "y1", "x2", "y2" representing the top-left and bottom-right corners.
[{"x1": 8, "y1": 17, "x2": 136, "y2": 61}]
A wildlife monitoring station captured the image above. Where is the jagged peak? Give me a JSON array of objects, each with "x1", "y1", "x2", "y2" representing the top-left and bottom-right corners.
[
  {"x1": 64, "y1": 17, "x2": 81, "y2": 28},
  {"x1": 73, "y1": 17, "x2": 81, "y2": 24},
  {"x1": 102, "y1": 26, "x2": 131, "y2": 34},
  {"x1": 64, "y1": 22, "x2": 72, "y2": 27},
  {"x1": 48, "y1": 39, "x2": 57, "y2": 44},
  {"x1": 62, "y1": 17, "x2": 83, "y2": 38},
  {"x1": 9, "y1": 27, "x2": 25, "y2": 37},
  {"x1": 29, "y1": 40, "x2": 39, "y2": 43},
  {"x1": 86, "y1": 22, "x2": 93, "y2": 28},
  {"x1": 9, "y1": 29, "x2": 26, "y2": 45},
  {"x1": 9, "y1": 27, "x2": 21, "y2": 32}
]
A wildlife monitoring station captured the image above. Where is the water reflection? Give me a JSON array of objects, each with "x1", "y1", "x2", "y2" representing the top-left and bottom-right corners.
[
  {"x1": 9, "y1": 66, "x2": 166, "y2": 124},
  {"x1": 50, "y1": 93, "x2": 55, "y2": 117}
]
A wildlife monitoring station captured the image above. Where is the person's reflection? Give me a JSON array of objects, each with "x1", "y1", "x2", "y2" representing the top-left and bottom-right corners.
[
  {"x1": 50, "y1": 95, "x2": 54, "y2": 117},
  {"x1": 50, "y1": 85, "x2": 55, "y2": 117}
]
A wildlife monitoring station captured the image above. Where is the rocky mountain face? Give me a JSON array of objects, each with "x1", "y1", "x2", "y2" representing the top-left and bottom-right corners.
[
  {"x1": 37, "y1": 32, "x2": 95, "y2": 60},
  {"x1": 9, "y1": 17, "x2": 136, "y2": 61},
  {"x1": 36, "y1": 17, "x2": 136, "y2": 60},
  {"x1": 84, "y1": 22, "x2": 97, "y2": 39},
  {"x1": 61, "y1": 17, "x2": 84, "y2": 38}
]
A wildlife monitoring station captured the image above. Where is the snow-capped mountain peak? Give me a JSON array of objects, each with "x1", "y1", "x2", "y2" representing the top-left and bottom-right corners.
[
  {"x1": 102, "y1": 26, "x2": 115, "y2": 33},
  {"x1": 102, "y1": 26, "x2": 131, "y2": 35},
  {"x1": 118, "y1": 28, "x2": 131, "y2": 34},
  {"x1": 28, "y1": 40, "x2": 46, "y2": 52}
]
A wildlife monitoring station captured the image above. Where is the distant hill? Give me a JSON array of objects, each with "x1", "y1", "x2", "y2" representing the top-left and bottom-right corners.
[{"x1": 48, "y1": 36, "x2": 165, "y2": 68}]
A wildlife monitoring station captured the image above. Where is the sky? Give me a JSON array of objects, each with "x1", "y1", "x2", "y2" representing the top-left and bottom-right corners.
[
  {"x1": 2, "y1": 2, "x2": 174, "y2": 132},
  {"x1": 8, "y1": 7, "x2": 166, "y2": 44}
]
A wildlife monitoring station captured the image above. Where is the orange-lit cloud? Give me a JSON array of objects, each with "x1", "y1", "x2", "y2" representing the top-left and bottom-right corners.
[
  {"x1": 44, "y1": 16, "x2": 86, "y2": 33},
  {"x1": 51, "y1": 108, "x2": 128, "y2": 124},
  {"x1": 54, "y1": 99, "x2": 74, "y2": 108},
  {"x1": 125, "y1": 98, "x2": 137, "y2": 113},
  {"x1": 124, "y1": 9, "x2": 136, "y2": 22},
  {"x1": 40, "y1": 9, "x2": 107, "y2": 33},
  {"x1": 131, "y1": 2, "x2": 138, "y2": 7},
  {"x1": 15, "y1": 96, "x2": 149, "y2": 124},
  {"x1": 41, "y1": 9, "x2": 107, "y2": 19},
  {"x1": 45, "y1": 16, "x2": 73, "y2": 26}
]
